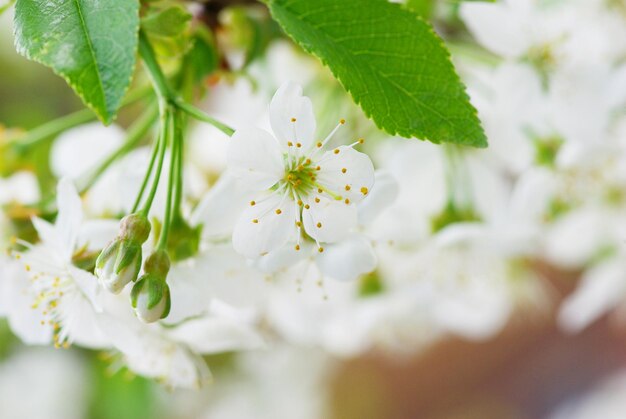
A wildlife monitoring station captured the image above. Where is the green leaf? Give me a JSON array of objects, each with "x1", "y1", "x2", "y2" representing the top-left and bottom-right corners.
[
  {"x1": 13, "y1": 0, "x2": 140, "y2": 124},
  {"x1": 267, "y1": 0, "x2": 487, "y2": 147},
  {"x1": 405, "y1": 0, "x2": 435, "y2": 19},
  {"x1": 141, "y1": 5, "x2": 192, "y2": 38}
]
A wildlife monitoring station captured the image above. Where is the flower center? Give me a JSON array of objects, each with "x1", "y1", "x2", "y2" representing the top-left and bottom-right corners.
[{"x1": 282, "y1": 157, "x2": 318, "y2": 197}]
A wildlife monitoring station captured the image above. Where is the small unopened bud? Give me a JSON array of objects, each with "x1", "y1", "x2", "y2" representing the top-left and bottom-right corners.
[
  {"x1": 130, "y1": 250, "x2": 171, "y2": 323},
  {"x1": 95, "y1": 240, "x2": 142, "y2": 294},
  {"x1": 95, "y1": 213, "x2": 151, "y2": 294}
]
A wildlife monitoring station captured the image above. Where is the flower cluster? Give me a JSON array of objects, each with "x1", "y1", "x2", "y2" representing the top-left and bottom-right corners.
[{"x1": 1, "y1": 1, "x2": 626, "y2": 405}]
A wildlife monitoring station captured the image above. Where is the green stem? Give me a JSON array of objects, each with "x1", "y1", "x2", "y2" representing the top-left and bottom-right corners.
[
  {"x1": 172, "y1": 109, "x2": 185, "y2": 218},
  {"x1": 139, "y1": 30, "x2": 234, "y2": 137},
  {"x1": 8, "y1": 84, "x2": 154, "y2": 151},
  {"x1": 79, "y1": 103, "x2": 159, "y2": 194},
  {"x1": 131, "y1": 129, "x2": 161, "y2": 214},
  {"x1": 175, "y1": 100, "x2": 235, "y2": 136},
  {"x1": 157, "y1": 112, "x2": 179, "y2": 250},
  {"x1": 138, "y1": 31, "x2": 173, "y2": 103},
  {"x1": 140, "y1": 107, "x2": 171, "y2": 217}
]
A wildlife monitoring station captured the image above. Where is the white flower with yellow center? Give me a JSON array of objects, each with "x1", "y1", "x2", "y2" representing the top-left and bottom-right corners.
[
  {"x1": 9, "y1": 179, "x2": 115, "y2": 349},
  {"x1": 227, "y1": 82, "x2": 375, "y2": 258}
]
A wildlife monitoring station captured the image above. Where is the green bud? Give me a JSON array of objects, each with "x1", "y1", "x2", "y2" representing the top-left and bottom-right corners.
[
  {"x1": 119, "y1": 213, "x2": 151, "y2": 244},
  {"x1": 95, "y1": 213, "x2": 151, "y2": 294},
  {"x1": 130, "y1": 250, "x2": 171, "y2": 323},
  {"x1": 95, "y1": 239, "x2": 142, "y2": 294}
]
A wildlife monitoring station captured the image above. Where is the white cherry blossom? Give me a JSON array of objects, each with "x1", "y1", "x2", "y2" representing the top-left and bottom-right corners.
[
  {"x1": 8, "y1": 179, "x2": 116, "y2": 348},
  {"x1": 227, "y1": 81, "x2": 375, "y2": 258}
]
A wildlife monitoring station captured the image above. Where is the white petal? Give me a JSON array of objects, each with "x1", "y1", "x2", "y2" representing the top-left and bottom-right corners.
[
  {"x1": 163, "y1": 260, "x2": 212, "y2": 325},
  {"x1": 232, "y1": 192, "x2": 296, "y2": 258},
  {"x1": 269, "y1": 81, "x2": 316, "y2": 150},
  {"x1": 316, "y1": 235, "x2": 377, "y2": 281},
  {"x1": 558, "y1": 260, "x2": 626, "y2": 333},
  {"x1": 51, "y1": 123, "x2": 125, "y2": 179},
  {"x1": 460, "y1": 1, "x2": 528, "y2": 58},
  {"x1": 254, "y1": 241, "x2": 313, "y2": 274},
  {"x1": 78, "y1": 220, "x2": 119, "y2": 250},
  {"x1": 316, "y1": 146, "x2": 375, "y2": 203},
  {"x1": 0, "y1": 172, "x2": 40, "y2": 205},
  {"x1": 68, "y1": 266, "x2": 102, "y2": 312},
  {"x1": 545, "y1": 208, "x2": 613, "y2": 269},
  {"x1": 190, "y1": 173, "x2": 249, "y2": 239},
  {"x1": 227, "y1": 127, "x2": 284, "y2": 190},
  {"x1": 3, "y1": 264, "x2": 53, "y2": 345},
  {"x1": 97, "y1": 312, "x2": 211, "y2": 389},
  {"x1": 302, "y1": 196, "x2": 357, "y2": 243},
  {"x1": 167, "y1": 301, "x2": 263, "y2": 354},
  {"x1": 55, "y1": 178, "x2": 83, "y2": 260},
  {"x1": 358, "y1": 170, "x2": 399, "y2": 226}
]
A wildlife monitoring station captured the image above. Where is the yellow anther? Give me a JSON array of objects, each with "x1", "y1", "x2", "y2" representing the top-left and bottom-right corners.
[
  {"x1": 334, "y1": 149, "x2": 340, "y2": 154},
  {"x1": 318, "y1": 247, "x2": 324, "y2": 253},
  {"x1": 316, "y1": 222, "x2": 322, "y2": 228},
  {"x1": 341, "y1": 168, "x2": 347, "y2": 173},
  {"x1": 340, "y1": 119, "x2": 346, "y2": 124},
  {"x1": 316, "y1": 166, "x2": 321, "y2": 171},
  {"x1": 295, "y1": 244, "x2": 300, "y2": 251},
  {"x1": 252, "y1": 219, "x2": 259, "y2": 224},
  {"x1": 317, "y1": 142, "x2": 322, "y2": 148},
  {"x1": 315, "y1": 197, "x2": 320, "y2": 203},
  {"x1": 250, "y1": 200, "x2": 256, "y2": 206},
  {"x1": 345, "y1": 198, "x2": 350, "y2": 204},
  {"x1": 305, "y1": 159, "x2": 311, "y2": 165},
  {"x1": 275, "y1": 209, "x2": 282, "y2": 215},
  {"x1": 304, "y1": 204, "x2": 310, "y2": 209},
  {"x1": 318, "y1": 188, "x2": 323, "y2": 193},
  {"x1": 25, "y1": 265, "x2": 31, "y2": 272},
  {"x1": 296, "y1": 221, "x2": 302, "y2": 227},
  {"x1": 358, "y1": 138, "x2": 365, "y2": 144},
  {"x1": 291, "y1": 117, "x2": 297, "y2": 122},
  {"x1": 297, "y1": 200, "x2": 303, "y2": 206},
  {"x1": 296, "y1": 142, "x2": 302, "y2": 148},
  {"x1": 361, "y1": 187, "x2": 369, "y2": 195},
  {"x1": 287, "y1": 141, "x2": 293, "y2": 147},
  {"x1": 345, "y1": 185, "x2": 351, "y2": 191}
]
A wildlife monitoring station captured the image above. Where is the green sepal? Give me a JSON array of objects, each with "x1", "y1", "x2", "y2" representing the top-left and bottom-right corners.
[
  {"x1": 430, "y1": 201, "x2": 481, "y2": 233},
  {"x1": 113, "y1": 241, "x2": 140, "y2": 276},
  {"x1": 130, "y1": 276, "x2": 144, "y2": 309},
  {"x1": 119, "y1": 213, "x2": 151, "y2": 244},
  {"x1": 143, "y1": 249, "x2": 170, "y2": 277},
  {"x1": 146, "y1": 276, "x2": 165, "y2": 310},
  {"x1": 161, "y1": 284, "x2": 171, "y2": 319},
  {"x1": 96, "y1": 240, "x2": 121, "y2": 271},
  {"x1": 167, "y1": 216, "x2": 202, "y2": 262}
]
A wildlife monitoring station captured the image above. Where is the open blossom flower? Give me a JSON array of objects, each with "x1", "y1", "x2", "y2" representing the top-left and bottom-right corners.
[
  {"x1": 8, "y1": 179, "x2": 115, "y2": 349},
  {"x1": 227, "y1": 82, "x2": 375, "y2": 258}
]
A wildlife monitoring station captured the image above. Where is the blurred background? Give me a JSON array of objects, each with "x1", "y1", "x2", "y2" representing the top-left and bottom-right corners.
[{"x1": 3, "y1": 1, "x2": 626, "y2": 419}]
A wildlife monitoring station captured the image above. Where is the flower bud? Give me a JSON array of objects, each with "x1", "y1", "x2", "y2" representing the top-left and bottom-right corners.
[
  {"x1": 95, "y1": 213, "x2": 151, "y2": 294},
  {"x1": 130, "y1": 250, "x2": 171, "y2": 323},
  {"x1": 95, "y1": 240, "x2": 142, "y2": 294}
]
